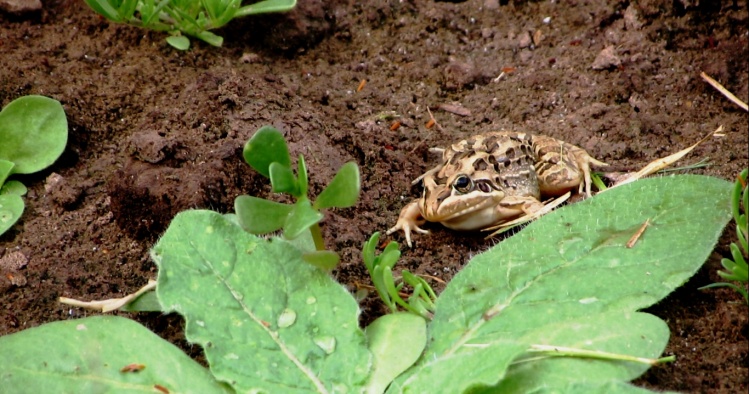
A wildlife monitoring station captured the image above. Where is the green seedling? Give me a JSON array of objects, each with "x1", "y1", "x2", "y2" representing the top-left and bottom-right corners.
[
  {"x1": 0, "y1": 95, "x2": 68, "y2": 237},
  {"x1": 700, "y1": 168, "x2": 748, "y2": 303},
  {"x1": 235, "y1": 125, "x2": 360, "y2": 270},
  {"x1": 20, "y1": 175, "x2": 732, "y2": 393},
  {"x1": 362, "y1": 232, "x2": 436, "y2": 319},
  {"x1": 84, "y1": 0, "x2": 297, "y2": 50}
]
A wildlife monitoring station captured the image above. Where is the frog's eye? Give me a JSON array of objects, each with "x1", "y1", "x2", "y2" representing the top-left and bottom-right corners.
[{"x1": 453, "y1": 174, "x2": 473, "y2": 193}]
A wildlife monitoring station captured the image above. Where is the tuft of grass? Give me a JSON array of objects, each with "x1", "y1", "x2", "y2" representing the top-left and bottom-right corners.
[
  {"x1": 700, "y1": 169, "x2": 748, "y2": 303},
  {"x1": 83, "y1": 0, "x2": 297, "y2": 50}
]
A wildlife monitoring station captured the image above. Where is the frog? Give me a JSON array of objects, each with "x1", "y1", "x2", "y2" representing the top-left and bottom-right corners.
[{"x1": 387, "y1": 131, "x2": 607, "y2": 247}]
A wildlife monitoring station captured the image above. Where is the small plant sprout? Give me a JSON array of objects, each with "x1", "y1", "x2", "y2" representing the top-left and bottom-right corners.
[
  {"x1": 235, "y1": 125, "x2": 360, "y2": 270},
  {"x1": 700, "y1": 168, "x2": 748, "y2": 303},
  {"x1": 0, "y1": 95, "x2": 68, "y2": 236},
  {"x1": 362, "y1": 232, "x2": 437, "y2": 319},
  {"x1": 83, "y1": 0, "x2": 297, "y2": 50}
]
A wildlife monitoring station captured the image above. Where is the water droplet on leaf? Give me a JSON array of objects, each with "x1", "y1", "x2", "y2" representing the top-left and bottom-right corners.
[
  {"x1": 278, "y1": 308, "x2": 297, "y2": 328},
  {"x1": 314, "y1": 336, "x2": 336, "y2": 354}
]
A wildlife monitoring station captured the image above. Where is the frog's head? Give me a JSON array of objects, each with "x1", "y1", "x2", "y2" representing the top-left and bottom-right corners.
[{"x1": 419, "y1": 153, "x2": 508, "y2": 231}]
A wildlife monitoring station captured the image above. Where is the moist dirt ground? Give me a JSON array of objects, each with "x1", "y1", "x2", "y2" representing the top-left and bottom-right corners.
[{"x1": 1, "y1": 0, "x2": 747, "y2": 392}]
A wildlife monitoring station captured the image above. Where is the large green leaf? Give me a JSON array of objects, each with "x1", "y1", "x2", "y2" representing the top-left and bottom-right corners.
[
  {"x1": 152, "y1": 210, "x2": 371, "y2": 392},
  {"x1": 0, "y1": 95, "x2": 68, "y2": 175},
  {"x1": 0, "y1": 316, "x2": 231, "y2": 393},
  {"x1": 391, "y1": 175, "x2": 733, "y2": 392},
  {"x1": 487, "y1": 311, "x2": 669, "y2": 392},
  {"x1": 364, "y1": 313, "x2": 427, "y2": 394}
]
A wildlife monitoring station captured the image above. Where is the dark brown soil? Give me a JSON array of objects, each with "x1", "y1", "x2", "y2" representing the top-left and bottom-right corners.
[{"x1": 1, "y1": 0, "x2": 747, "y2": 392}]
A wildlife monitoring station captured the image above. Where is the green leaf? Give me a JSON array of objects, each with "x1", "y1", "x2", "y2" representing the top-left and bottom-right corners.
[
  {"x1": 0, "y1": 159, "x2": 14, "y2": 187},
  {"x1": 243, "y1": 126, "x2": 291, "y2": 178},
  {"x1": 298, "y1": 154, "x2": 309, "y2": 196},
  {"x1": 0, "y1": 180, "x2": 28, "y2": 196},
  {"x1": 302, "y1": 250, "x2": 340, "y2": 271},
  {"x1": 314, "y1": 161, "x2": 361, "y2": 210},
  {"x1": 151, "y1": 210, "x2": 372, "y2": 392},
  {"x1": 269, "y1": 161, "x2": 299, "y2": 196},
  {"x1": 392, "y1": 175, "x2": 733, "y2": 391},
  {"x1": 365, "y1": 313, "x2": 427, "y2": 394},
  {"x1": 0, "y1": 316, "x2": 231, "y2": 393},
  {"x1": 283, "y1": 198, "x2": 323, "y2": 240},
  {"x1": 120, "y1": 290, "x2": 163, "y2": 312},
  {"x1": 166, "y1": 35, "x2": 191, "y2": 50},
  {"x1": 0, "y1": 193, "x2": 24, "y2": 236},
  {"x1": 234, "y1": 195, "x2": 292, "y2": 234},
  {"x1": 488, "y1": 312, "x2": 669, "y2": 392},
  {"x1": 388, "y1": 340, "x2": 528, "y2": 392},
  {"x1": 83, "y1": 0, "x2": 128, "y2": 21},
  {"x1": 0, "y1": 95, "x2": 68, "y2": 175},
  {"x1": 196, "y1": 30, "x2": 224, "y2": 47},
  {"x1": 237, "y1": 0, "x2": 296, "y2": 15}
]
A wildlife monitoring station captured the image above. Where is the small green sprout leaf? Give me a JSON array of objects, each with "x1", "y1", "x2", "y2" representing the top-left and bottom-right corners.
[
  {"x1": 302, "y1": 250, "x2": 340, "y2": 271},
  {"x1": 196, "y1": 31, "x2": 223, "y2": 47},
  {"x1": 234, "y1": 195, "x2": 292, "y2": 235},
  {"x1": 0, "y1": 95, "x2": 68, "y2": 175},
  {"x1": 201, "y1": 0, "x2": 239, "y2": 23},
  {"x1": 283, "y1": 199, "x2": 323, "y2": 240},
  {"x1": 0, "y1": 159, "x2": 13, "y2": 186},
  {"x1": 297, "y1": 154, "x2": 309, "y2": 197},
  {"x1": 0, "y1": 180, "x2": 27, "y2": 196},
  {"x1": 238, "y1": 0, "x2": 297, "y2": 15},
  {"x1": 0, "y1": 95, "x2": 68, "y2": 236},
  {"x1": 314, "y1": 161, "x2": 361, "y2": 210},
  {"x1": 243, "y1": 126, "x2": 291, "y2": 178},
  {"x1": 166, "y1": 35, "x2": 191, "y2": 50},
  {"x1": 0, "y1": 194, "x2": 24, "y2": 235},
  {"x1": 269, "y1": 162, "x2": 298, "y2": 195},
  {"x1": 699, "y1": 168, "x2": 748, "y2": 303}
]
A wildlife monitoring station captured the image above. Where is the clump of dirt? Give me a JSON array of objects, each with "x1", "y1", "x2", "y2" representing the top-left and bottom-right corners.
[{"x1": 0, "y1": 0, "x2": 746, "y2": 391}]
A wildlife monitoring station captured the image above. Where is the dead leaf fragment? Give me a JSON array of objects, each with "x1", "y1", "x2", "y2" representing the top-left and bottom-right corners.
[{"x1": 437, "y1": 103, "x2": 472, "y2": 116}]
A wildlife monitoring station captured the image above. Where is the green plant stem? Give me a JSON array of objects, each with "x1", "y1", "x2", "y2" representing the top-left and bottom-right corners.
[
  {"x1": 591, "y1": 172, "x2": 607, "y2": 192},
  {"x1": 309, "y1": 223, "x2": 325, "y2": 251},
  {"x1": 526, "y1": 344, "x2": 676, "y2": 366}
]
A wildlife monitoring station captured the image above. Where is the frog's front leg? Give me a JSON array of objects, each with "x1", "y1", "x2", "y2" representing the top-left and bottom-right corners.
[
  {"x1": 387, "y1": 200, "x2": 429, "y2": 247},
  {"x1": 496, "y1": 196, "x2": 547, "y2": 220}
]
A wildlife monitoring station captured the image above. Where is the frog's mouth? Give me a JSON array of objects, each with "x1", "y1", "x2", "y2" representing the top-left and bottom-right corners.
[{"x1": 422, "y1": 191, "x2": 506, "y2": 230}]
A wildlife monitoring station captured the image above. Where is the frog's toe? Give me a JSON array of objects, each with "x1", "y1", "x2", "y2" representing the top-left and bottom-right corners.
[{"x1": 387, "y1": 221, "x2": 429, "y2": 248}]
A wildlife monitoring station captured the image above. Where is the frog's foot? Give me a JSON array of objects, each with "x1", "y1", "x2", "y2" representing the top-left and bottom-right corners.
[
  {"x1": 575, "y1": 154, "x2": 608, "y2": 197},
  {"x1": 387, "y1": 201, "x2": 428, "y2": 248}
]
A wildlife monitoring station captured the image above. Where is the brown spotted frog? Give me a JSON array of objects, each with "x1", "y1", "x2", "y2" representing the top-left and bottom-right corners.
[{"x1": 387, "y1": 131, "x2": 607, "y2": 247}]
